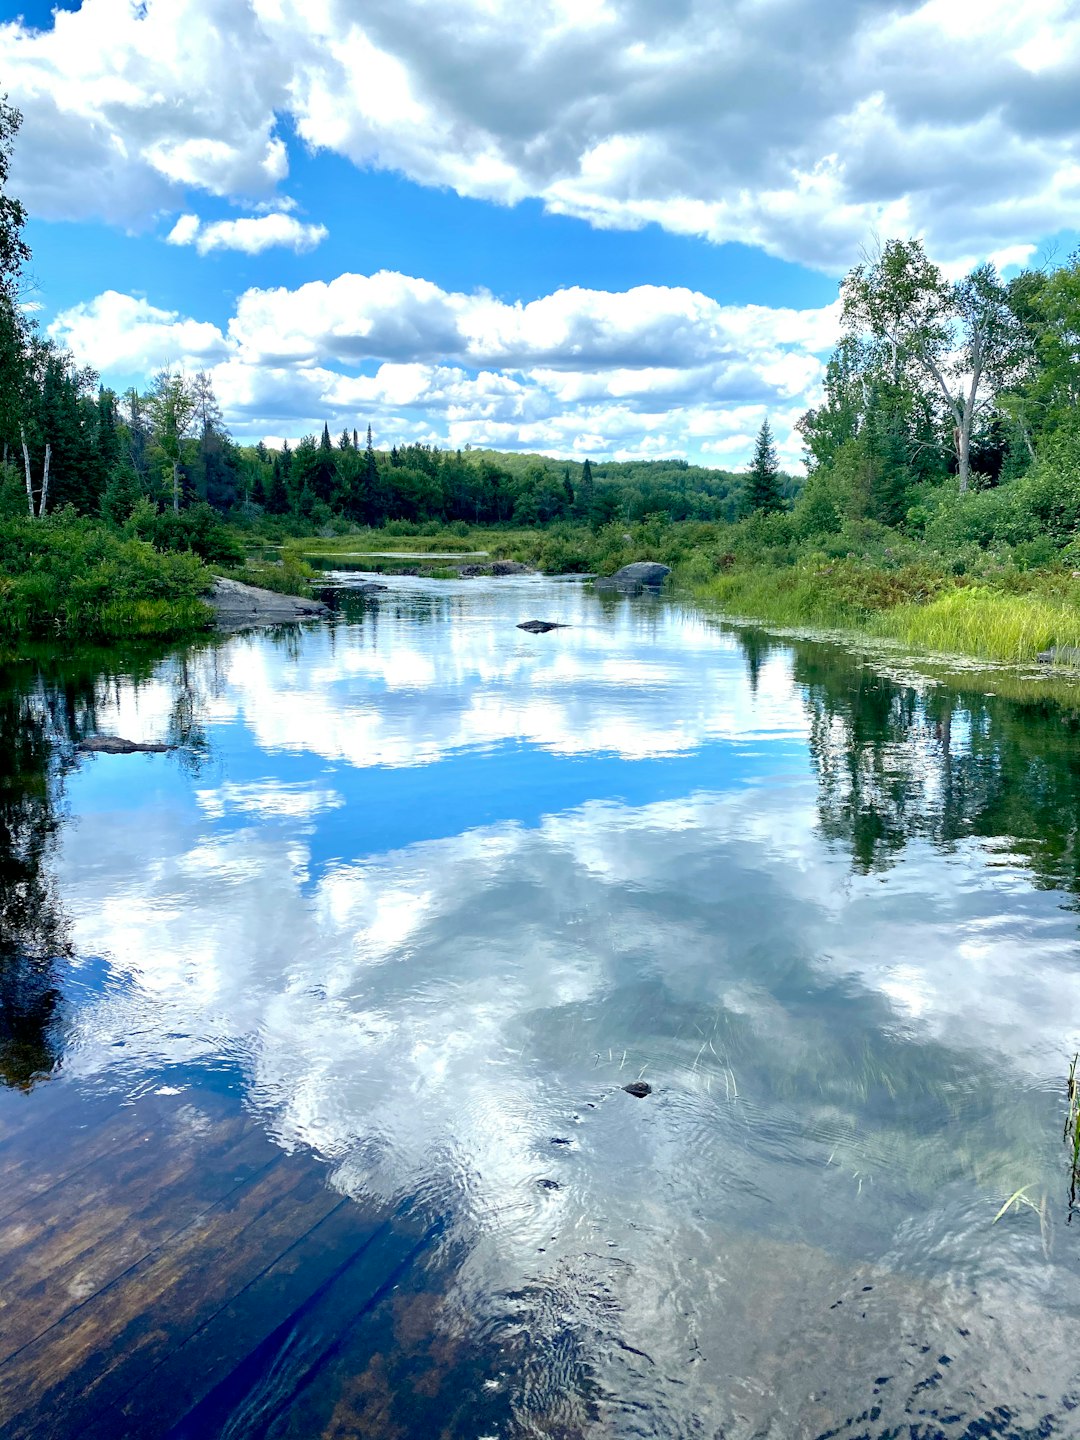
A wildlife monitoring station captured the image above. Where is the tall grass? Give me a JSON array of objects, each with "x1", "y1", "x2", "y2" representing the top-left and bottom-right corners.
[{"x1": 876, "y1": 587, "x2": 1080, "y2": 663}]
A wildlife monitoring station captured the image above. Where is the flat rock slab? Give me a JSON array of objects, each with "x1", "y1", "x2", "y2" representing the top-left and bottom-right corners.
[
  {"x1": 209, "y1": 577, "x2": 330, "y2": 632},
  {"x1": 78, "y1": 737, "x2": 172, "y2": 755},
  {"x1": 517, "y1": 620, "x2": 565, "y2": 634}
]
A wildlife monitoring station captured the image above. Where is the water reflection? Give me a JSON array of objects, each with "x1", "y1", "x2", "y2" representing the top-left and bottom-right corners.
[{"x1": 4, "y1": 582, "x2": 1080, "y2": 1435}]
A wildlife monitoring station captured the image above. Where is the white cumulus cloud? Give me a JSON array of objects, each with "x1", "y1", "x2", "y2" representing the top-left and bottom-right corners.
[
  {"x1": 48, "y1": 269, "x2": 838, "y2": 467},
  {"x1": 2, "y1": 0, "x2": 1079, "y2": 267},
  {"x1": 166, "y1": 211, "x2": 328, "y2": 255}
]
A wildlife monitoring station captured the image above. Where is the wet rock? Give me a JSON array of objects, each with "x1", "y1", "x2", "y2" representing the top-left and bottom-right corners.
[
  {"x1": 611, "y1": 561, "x2": 671, "y2": 587},
  {"x1": 209, "y1": 576, "x2": 329, "y2": 632},
  {"x1": 623, "y1": 1081, "x2": 652, "y2": 1098},
  {"x1": 78, "y1": 737, "x2": 172, "y2": 754},
  {"x1": 537, "y1": 1178, "x2": 561, "y2": 1191},
  {"x1": 1037, "y1": 645, "x2": 1080, "y2": 667},
  {"x1": 549, "y1": 1137, "x2": 572, "y2": 1146},
  {"x1": 461, "y1": 560, "x2": 534, "y2": 577},
  {"x1": 517, "y1": 620, "x2": 565, "y2": 633},
  {"x1": 593, "y1": 577, "x2": 643, "y2": 595}
]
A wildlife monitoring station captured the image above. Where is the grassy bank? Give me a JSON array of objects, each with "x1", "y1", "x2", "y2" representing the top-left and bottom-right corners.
[
  {"x1": 692, "y1": 561, "x2": 1080, "y2": 664},
  {"x1": 281, "y1": 518, "x2": 1080, "y2": 667},
  {"x1": 0, "y1": 512, "x2": 213, "y2": 641}
]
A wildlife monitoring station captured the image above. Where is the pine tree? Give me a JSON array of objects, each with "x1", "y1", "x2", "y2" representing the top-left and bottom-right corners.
[
  {"x1": 576, "y1": 457, "x2": 595, "y2": 520},
  {"x1": 744, "y1": 419, "x2": 784, "y2": 514}
]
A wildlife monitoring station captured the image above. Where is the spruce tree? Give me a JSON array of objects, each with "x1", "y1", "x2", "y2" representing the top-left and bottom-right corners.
[{"x1": 744, "y1": 419, "x2": 783, "y2": 514}]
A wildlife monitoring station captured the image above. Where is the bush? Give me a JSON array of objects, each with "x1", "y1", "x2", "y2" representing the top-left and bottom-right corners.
[{"x1": 0, "y1": 509, "x2": 211, "y2": 639}]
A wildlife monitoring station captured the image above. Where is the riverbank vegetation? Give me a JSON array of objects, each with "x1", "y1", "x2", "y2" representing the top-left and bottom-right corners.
[{"x1": 5, "y1": 90, "x2": 1080, "y2": 661}]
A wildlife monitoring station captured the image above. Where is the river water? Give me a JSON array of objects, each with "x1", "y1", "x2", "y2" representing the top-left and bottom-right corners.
[{"x1": 3, "y1": 575, "x2": 1080, "y2": 1438}]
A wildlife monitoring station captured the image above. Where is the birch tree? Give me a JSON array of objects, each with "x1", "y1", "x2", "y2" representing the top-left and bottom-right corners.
[
  {"x1": 841, "y1": 239, "x2": 1023, "y2": 492},
  {"x1": 145, "y1": 367, "x2": 197, "y2": 512}
]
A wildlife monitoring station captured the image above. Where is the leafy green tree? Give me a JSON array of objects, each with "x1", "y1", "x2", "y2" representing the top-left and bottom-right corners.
[
  {"x1": 0, "y1": 97, "x2": 30, "y2": 467},
  {"x1": 145, "y1": 368, "x2": 198, "y2": 512},
  {"x1": 744, "y1": 419, "x2": 784, "y2": 514},
  {"x1": 841, "y1": 239, "x2": 1024, "y2": 493}
]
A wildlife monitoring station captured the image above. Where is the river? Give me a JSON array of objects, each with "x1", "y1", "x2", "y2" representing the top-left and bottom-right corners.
[{"x1": 2, "y1": 574, "x2": 1080, "y2": 1438}]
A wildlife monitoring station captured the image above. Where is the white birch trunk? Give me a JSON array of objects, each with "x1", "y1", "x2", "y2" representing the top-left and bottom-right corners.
[
  {"x1": 19, "y1": 425, "x2": 34, "y2": 517},
  {"x1": 38, "y1": 444, "x2": 51, "y2": 517}
]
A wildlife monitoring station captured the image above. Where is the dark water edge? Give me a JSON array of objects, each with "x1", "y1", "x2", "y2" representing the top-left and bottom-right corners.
[{"x1": 3, "y1": 577, "x2": 1080, "y2": 1438}]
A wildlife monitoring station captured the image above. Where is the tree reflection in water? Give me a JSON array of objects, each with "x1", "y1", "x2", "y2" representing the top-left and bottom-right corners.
[{"x1": 734, "y1": 627, "x2": 1080, "y2": 901}]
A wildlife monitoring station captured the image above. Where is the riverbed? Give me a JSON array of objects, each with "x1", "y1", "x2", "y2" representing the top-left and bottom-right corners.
[{"x1": 2, "y1": 574, "x2": 1080, "y2": 1438}]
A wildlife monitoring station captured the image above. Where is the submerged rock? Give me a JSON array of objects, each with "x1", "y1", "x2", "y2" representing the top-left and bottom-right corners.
[
  {"x1": 593, "y1": 577, "x2": 643, "y2": 595},
  {"x1": 517, "y1": 620, "x2": 565, "y2": 633},
  {"x1": 460, "y1": 560, "x2": 534, "y2": 577},
  {"x1": 209, "y1": 576, "x2": 330, "y2": 632},
  {"x1": 623, "y1": 1081, "x2": 652, "y2": 1098},
  {"x1": 78, "y1": 737, "x2": 171, "y2": 754},
  {"x1": 1037, "y1": 645, "x2": 1080, "y2": 667}
]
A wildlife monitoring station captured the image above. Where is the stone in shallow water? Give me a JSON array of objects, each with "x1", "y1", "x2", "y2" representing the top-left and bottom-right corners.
[
  {"x1": 78, "y1": 737, "x2": 171, "y2": 754},
  {"x1": 623, "y1": 1081, "x2": 652, "y2": 1098},
  {"x1": 517, "y1": 620, "x2": 565, "y2": 633}
]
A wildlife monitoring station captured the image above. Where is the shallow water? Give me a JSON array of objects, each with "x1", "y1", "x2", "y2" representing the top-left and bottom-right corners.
[{"x1": 3, "y1": 575, "x2": 1080, "y2": 1438}]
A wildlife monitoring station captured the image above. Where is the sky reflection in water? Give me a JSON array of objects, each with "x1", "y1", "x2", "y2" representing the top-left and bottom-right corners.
[{"x1": 9, "y1": 575, "x2": 1080, "y2": 1436}]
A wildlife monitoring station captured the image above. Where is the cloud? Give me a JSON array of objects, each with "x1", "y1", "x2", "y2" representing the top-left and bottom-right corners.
[
  {"x1": 3, "y1": 0, "x2": 1080, "y2": 267},
  {"x1": 48, "y1": 269, "x2": 837, "y2": 464},
  {"x1": 165, "y1": 211, "x2": 328, "y2": 255}
]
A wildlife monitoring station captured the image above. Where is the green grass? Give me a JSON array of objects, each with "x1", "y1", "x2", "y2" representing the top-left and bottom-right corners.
[
  {"x1": 690, "y1": 560, "x2": 1080, "y2": 666},
  {"x1": 874, "y1": 587, "x2": 1080, "y2": 663}
]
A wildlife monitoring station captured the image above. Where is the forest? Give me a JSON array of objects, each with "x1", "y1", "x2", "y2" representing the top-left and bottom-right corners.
[{"x1": 4, "y1": 90, "x2": 1080, "y2": 658}]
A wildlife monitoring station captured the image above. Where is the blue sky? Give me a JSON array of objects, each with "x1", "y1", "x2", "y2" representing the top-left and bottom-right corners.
[{"x1": 3, "y1": 0, "x2": 1077, "y2": 466}]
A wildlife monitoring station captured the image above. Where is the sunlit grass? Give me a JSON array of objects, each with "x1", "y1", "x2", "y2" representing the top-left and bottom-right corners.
[{"x1": 875, "y1": 587, "x2": 1080, "y2": 663}]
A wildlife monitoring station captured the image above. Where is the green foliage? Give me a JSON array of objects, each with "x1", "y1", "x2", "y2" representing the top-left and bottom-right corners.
[
  {"x1": 126, "y1": 501, "x2": 246, "y2": 566},
  {"x1": 744, "y1": 418, "x2": 784, "y2": 514},
  {"x1": 0, "y1": 510, "x2": 211, "y2": 639}
]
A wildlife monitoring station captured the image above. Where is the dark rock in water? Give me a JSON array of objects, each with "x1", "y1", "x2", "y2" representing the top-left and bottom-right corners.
[
  {"x1": 549, "y1": 1136, "x2": 572, "y2": 1146},
  {"x1": 79, "y1": 737, "x2": 171, "y2": 755},
  {"x1": 623, "y1": 1081, "x2": 652, "y2": 1098},
  {"x1": 461, "y1": 560, "x2": 534, "y2": 577},
  {"x1": 518, "y1": 620, "x2": 565, "y2": 633},
  {"x1": 611, "y1": 561, "x2": 671, "y2": 587},
  {"x1": 1037, "y1": 645, "x2": 1080, "y2": 667},
  {"x1": 537, "y1": 1178, "x2": 561, "y2": 1190},
  {"x1": 209, "y1": 576, "x2": 329, "y2": 632},
  {"x1": 593, "y1": 577, "x2": 643, "y2": 595}
]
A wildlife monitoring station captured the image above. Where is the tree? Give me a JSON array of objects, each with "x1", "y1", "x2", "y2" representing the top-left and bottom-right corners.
[
  {"x1": 841, "y1": 239, "x2": 1024, "y2": 493},
  {"x1": 744, "y1": 418, "x2": 783, "y2": 514},
  {"x1": 0, "y1": 97, "x2": 30, "y2": 463},
  {"x1": 145, "y1": 368, "x2": 198, "y2": 512}
]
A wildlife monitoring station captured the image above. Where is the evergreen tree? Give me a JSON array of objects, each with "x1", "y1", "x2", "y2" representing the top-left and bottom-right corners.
[
  {"x1": 744, "y1": 419, "x2": 784, "y2": 514},
  {"x1": 577, "y1": 457, "x2": 595, "y2": 520}
]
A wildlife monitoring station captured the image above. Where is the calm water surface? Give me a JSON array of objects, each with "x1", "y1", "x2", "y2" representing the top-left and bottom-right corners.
[{"x1": 4, "y1": 575, "x2": 1080, "y2": 1438}]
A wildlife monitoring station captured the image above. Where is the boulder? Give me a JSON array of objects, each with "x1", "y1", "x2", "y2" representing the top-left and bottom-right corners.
[
  {"x1": 517, "y1": 620, "x2": 565, "y2": 633},
  {"x1": 209, "y1": 576, "x2": 330, "y2": 632},
  {"x1": 79, "y1": 737, "x2": 171, "y2": 754},
  {"x1": 610, "y1": 561, "x2": 671, "y2": 586},
  {"x1": 490, "y1": 560, "x2": 533, "y2": 576},
  {"x1": 623, "y1": 1081, "x2": 652, "y2": 1098}
]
